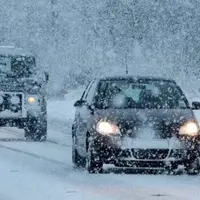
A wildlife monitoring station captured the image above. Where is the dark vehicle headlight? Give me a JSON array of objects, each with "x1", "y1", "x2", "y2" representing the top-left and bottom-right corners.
[
  {"x1": 179, "y1": 121, "x2": 199, "y2": 136},
  {"x1": 96, "y1": 121, "x2": 121, "y2": 136}
]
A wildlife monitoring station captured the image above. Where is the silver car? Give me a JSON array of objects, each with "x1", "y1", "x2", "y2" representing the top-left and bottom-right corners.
[{"x1": 72, "y1": 76, "x2": 200, "y2": 174}]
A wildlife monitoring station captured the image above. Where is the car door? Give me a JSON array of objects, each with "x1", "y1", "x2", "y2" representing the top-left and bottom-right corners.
[
  {"x1": 76, "y1": 80, "x2": 94, "y2": 155},
  {"x1": 73, "y1": 83, "x2": 90, "y2": 130},
  {"x1": 76, "y1": 80, "x2": 98, "y2": 156}
]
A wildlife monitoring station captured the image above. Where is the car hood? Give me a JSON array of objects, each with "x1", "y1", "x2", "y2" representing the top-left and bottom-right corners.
[{"x1": 94, "y1": 108, "x2": 196, "y2": 139}]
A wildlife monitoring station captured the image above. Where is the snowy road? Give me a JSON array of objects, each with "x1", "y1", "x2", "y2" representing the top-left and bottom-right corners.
[{"x1": 1, "y1": 126, "x2": 200, "y2": 200}]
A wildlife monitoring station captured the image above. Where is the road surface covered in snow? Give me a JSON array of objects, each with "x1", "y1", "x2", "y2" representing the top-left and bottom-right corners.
[
  {"x1": 1, "y1": 91, "x2": 200, "y2": 200},
  {"x1": 1, "y1": 126, "x2": 200, "y2": 200}
]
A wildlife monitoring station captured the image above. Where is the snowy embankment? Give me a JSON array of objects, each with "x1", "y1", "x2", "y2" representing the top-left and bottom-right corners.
[{"x1": 47, "y1": 88, "x2": 84, "y2": 131}]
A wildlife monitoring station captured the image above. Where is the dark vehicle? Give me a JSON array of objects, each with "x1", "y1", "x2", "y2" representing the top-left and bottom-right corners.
[
  {"x1": 0, "y1": 46, "x2": 49, "y2": 141},
  {"x1": 72, "y1": 76, "x2": 200, "y2": 174}
]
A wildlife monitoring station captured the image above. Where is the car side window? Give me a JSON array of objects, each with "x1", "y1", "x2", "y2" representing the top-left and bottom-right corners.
[
  {"x1": 86, "y1": 80, "x2": 98, "y2": 104},
  {"x1": 84, "y1": 81, "x2": 94, "y2": 99},
  {"x1": 81, "y1": 81, "x2": 93, "y2": 101}
]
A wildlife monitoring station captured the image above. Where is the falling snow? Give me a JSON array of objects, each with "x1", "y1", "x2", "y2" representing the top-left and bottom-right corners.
[{"x1": 1, "y1": 0, "x2": 200, "y2": 200}]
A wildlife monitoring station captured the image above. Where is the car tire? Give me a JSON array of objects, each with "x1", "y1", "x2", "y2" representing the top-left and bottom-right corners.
[
  {"x1": 185, "y1": 158, "x2": 200, "y2": 175},
  {"x1": 24, "y1": 117, "x2": 47, "y2": 142},
  {"x1": 86, "y1": 142, "x2": 103, "y2": 174},
  {"x1": 72, "y1": 135, "x2": 86, "y2": 168}
]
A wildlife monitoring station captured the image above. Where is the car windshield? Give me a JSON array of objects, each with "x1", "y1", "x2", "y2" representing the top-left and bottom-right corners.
[
  {"x1": 0, "y1": 55, "x2": 36, "y2": 78},
  {"x1": 95, "y1": 79, "x2": 189, "y2": 109}
]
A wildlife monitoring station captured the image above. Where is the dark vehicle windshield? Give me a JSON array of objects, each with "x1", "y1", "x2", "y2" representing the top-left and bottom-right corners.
[
  {"x1": 0, "y1": 55, "x2": 36, "y2": 78},
  {"x1": 95, "y1": 79, "x2": 190, "y2": 109}
]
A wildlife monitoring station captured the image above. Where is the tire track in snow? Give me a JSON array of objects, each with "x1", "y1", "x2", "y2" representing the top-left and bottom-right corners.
[
  {"x1": 1, "y1": 127, "x2": 71, "y2": 147},
  {"x1": 0, "y1": 143, "x2": 67, "y2": 167},
  {"x1": 0, "y1": 128, "x2": 72, "y2": 169}
]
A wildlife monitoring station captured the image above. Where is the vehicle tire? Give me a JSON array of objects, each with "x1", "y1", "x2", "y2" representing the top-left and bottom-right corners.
[
  {"x1": 185, "y1": 158, "x2": 200, "y2": 175},
  {"x1": 86, "y1": 141, "x2": 103, "y2": 174},
  {"x1": 72, "y1": 135, "x2": 86, "y2": 168},
  {"x1": 24, "y1": 117, "x2": 47, "y2": 142}
]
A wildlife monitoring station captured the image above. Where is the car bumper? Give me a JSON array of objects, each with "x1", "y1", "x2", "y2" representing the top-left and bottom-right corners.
[
  {"x1": 91, "y1": 134, "x2": 199, "y2": 168},
  {"x1": 0, "y1": 111, "x2": 45, "y2": 128}
]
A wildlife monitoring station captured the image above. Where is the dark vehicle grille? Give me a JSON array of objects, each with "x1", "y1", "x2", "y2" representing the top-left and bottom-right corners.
[
  {"x1": 0, "y1": 93, "x2": 23, "y2": 113},
  {"x1": 132, "y1": 149, "x2": 169, "y2": 160},
  {"x1": 115, "y1": 160, "x2": 166, "y2": 168}
]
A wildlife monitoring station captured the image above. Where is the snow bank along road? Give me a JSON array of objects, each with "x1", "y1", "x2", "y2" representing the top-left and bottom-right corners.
[{"x1": 1, "y1": 97, "x2": 200, "y2": 199}]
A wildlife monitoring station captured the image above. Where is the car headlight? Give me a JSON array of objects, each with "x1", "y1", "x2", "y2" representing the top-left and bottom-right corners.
[
  {"x1": 27, "y1": 96, "x2": 37, "y2": 105},
  {"x1": 179, "y1": 121, "x2": 199, "y2": 136},
  {"x1": 96, "y1": 121, "x2": 121, "y2": 135}
]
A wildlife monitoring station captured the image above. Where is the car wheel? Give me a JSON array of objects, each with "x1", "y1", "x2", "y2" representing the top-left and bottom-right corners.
[
  {"x1": 24, "y1": 117, "x2": 47, "y2": 142},
  {"x1": 72, "y1": 135, "x2": 86, "y2": 168},
  {"x1": 185, "y1": 158, "x2": 200, "y2": 175},
  {"x1": 86, "y1": 142, "x2": 103, "y2": 174}
]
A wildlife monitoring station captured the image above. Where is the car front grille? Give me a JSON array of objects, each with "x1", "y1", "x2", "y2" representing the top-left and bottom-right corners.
[
  {"x1": 169, "y1": 149, "x2": 186, "y2": 159},
  {"x1": 0, "y1": 92, "x2": 25, "y2": 118},
  {"x1": 132, "y1": 149, "x2": 169, "y2": 160},
  {"x1": 122, "y1": 121, "x2": 180, "y2": 139},
  {"x1": 115, "y1": 160, "x2": 166, "y2": 168}
]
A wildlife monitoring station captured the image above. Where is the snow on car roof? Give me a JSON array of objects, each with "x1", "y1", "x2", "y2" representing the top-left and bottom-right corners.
[
  {"x1": 0, "y1": 46, "x2": 34, "y2": 57},
  {"x1": 98, "y1": 75, "x2": 176, "y2": 83}
]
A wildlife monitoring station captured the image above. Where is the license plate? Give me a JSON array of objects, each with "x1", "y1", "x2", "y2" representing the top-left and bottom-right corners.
[{"x1": 121, "y1": 137, "x2": 169, "y2": 149}]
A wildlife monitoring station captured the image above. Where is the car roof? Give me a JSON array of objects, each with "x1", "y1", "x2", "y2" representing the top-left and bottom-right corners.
[
  {"x1": 97, "y1": 75, "x2": 176, "y2": 83},
  {"x1": 0, "y1": 46, "x2": 34, "y2": 57}
]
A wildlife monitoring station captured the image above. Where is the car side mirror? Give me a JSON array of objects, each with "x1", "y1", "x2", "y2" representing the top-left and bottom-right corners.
[
  {"x1": 88, "y1": 104, "x2": 96, "y2": 115},
  {"x1": 192, "y1": 101, "x2": 200, "y2": 110},
  {"x1": 74, "y1": 100, "x2": 86, "y2": 107}
]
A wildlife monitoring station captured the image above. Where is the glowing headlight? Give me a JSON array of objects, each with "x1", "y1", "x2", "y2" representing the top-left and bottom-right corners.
[
  {"x1": 96, "y1": 121, "x2": 120, "y2": 135},
  {"x1": 27, "y1": 96, "x2": 36, "y2": 104},
  {"x1": 179, "y1": 121, "x2": 199, "y2": 136}
]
